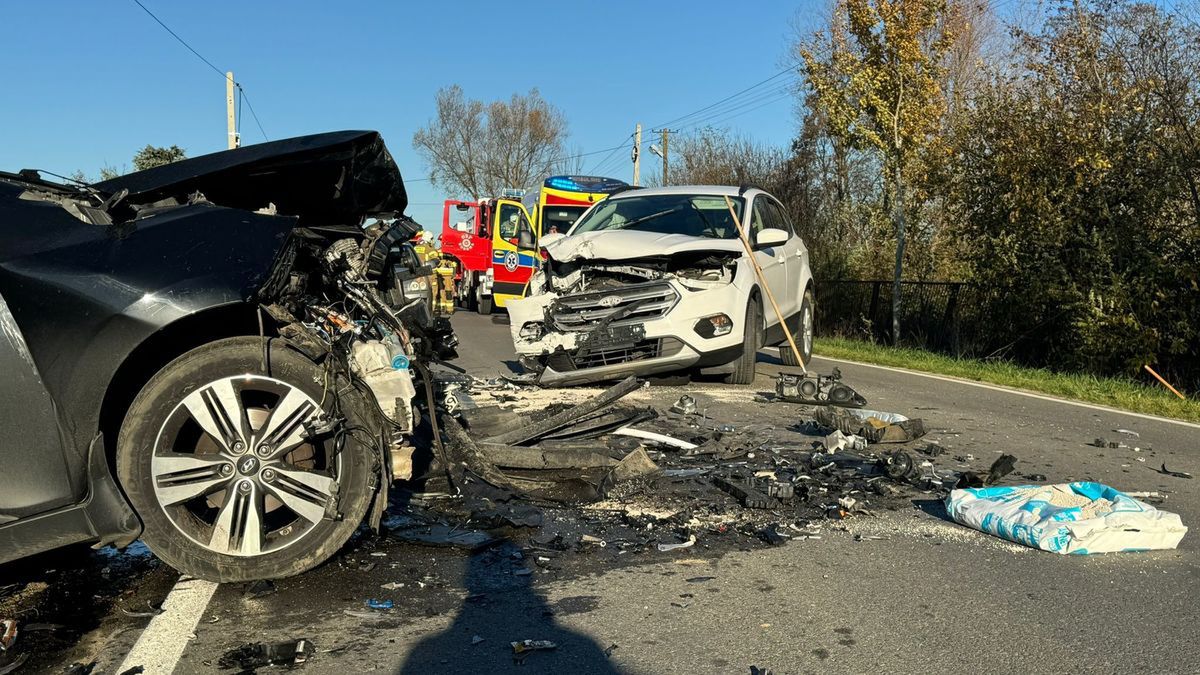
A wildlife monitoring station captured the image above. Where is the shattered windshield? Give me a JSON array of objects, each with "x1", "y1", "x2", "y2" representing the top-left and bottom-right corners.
[{"x1": 569, "y1": 194, "x2": 744, "y2": 239}]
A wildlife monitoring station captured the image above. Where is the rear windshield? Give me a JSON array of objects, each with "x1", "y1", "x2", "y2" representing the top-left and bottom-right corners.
[{"x1": 569, "y1": 194, "x2": 745, "y2": 239}]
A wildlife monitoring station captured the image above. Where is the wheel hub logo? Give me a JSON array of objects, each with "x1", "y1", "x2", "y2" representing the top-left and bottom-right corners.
[{"x1": 239, "y1": 457, "x2": 260, "y2": 475}]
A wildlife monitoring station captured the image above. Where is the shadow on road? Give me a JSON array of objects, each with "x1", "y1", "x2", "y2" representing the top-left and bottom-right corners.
[
  {"x1": 911, "y1": 498, "x2": 953, "y2": 522},
  {"x1": 398, "y1": 547, "x2": 621, "y2": 674}
]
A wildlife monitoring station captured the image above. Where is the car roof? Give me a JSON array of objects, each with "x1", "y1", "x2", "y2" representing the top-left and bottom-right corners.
[{"x1": 608, "y1": 184, "x2": 769, "y2": 200}]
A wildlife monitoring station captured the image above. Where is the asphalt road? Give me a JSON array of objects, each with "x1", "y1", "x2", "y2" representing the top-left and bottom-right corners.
[{"x1": 7, "y1": 311, "x2": 1198, "y2": 674}]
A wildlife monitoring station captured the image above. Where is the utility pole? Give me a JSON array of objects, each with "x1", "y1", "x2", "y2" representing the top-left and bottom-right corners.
[
  {"x1": 632, "y1": 123, "x2": 642, "y2": 186},
  {"x1": 660, "y1": 128, "x2": 670, "y2": 185},
  {"x1": 226, "y1": 71, "x2": 239, "y2": 149}
]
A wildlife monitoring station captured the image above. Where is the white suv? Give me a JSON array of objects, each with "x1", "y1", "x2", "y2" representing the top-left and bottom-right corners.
[{"x1": 507, "y1": 185, "x2": 813, "y2": 386}]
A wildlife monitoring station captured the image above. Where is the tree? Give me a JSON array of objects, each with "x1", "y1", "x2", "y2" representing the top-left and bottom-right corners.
[
  {"x1": 412, "y1": 86, "x2": 569, "y2": 200},
  {"x1": 132, "y1": 145, "x2": 187, "y2": 171},
  {"x1": 799, "y1": 0, "x2": 956, "y2": 343}
]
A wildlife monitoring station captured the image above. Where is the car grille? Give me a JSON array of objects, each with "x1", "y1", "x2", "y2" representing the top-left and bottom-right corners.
[
  {"x1": 551, "y1": 282, "x2": 679, "y2": 331},
  {"x1": 548, "y1": 338, "x2": 684, "y2": 371}
]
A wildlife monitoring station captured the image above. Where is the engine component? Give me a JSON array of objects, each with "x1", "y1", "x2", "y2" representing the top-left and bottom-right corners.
[
  {"x1": 775, "y1": 368, "x2": 867, "y2": 408},
  {"x1": 349, "y1": 338, "x2": 417, "y2": 433}
]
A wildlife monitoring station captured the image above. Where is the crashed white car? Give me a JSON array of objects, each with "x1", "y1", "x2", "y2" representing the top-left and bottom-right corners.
[{"x1": 508, "y1": 185, "x2": 813, "y2": 386}]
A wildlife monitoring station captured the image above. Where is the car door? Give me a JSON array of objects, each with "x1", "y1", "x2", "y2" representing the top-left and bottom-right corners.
[
  {"x1": 761, "y1": 197, "x2": 804, "y2": 318},
  {"x1": 490, "y1": 199, "x2": 539, "y2": 306},
  {"x1": 0, "y1": 291, "x2": 76, "y2": 524},
  {"x1": 748, "y1": 195, "x2": 791, "y2": 326}
]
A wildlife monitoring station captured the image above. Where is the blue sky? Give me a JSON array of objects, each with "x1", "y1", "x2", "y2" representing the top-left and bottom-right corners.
[{"x1": 0, "y1": 1, "x2": 811, "y2": 228}]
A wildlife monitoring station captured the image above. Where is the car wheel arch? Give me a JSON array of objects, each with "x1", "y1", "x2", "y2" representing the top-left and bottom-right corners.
[{"x1": 97, "y1": 301, "x2": 267, "y2": 472}]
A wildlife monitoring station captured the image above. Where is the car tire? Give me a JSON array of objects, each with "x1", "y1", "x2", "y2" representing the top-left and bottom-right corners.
[
  {"x1": 780, "y1": 289, "x2": 814, "y2": 367},
  {"x1": 116, "y1": 337, "x2": 377, "y2": 582},
  {"x1": 725, "y1": 297, "x2": 762, "y2": 385}
]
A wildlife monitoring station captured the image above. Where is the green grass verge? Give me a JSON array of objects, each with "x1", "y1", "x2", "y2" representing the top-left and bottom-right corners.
[{"x1": 812, "y1": 336, "x2": 1200, "y2": 423}]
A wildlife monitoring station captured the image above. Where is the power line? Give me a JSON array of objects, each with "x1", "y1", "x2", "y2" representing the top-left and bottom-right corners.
[
  {"x1": 132, "y1": 0, "x2": 225, "y2": 79},
  {"x1": 132, "y1": 0, "x2": 269, "y2": 141},
  {"x1": 237, "y1": 85, "x2": 269, "y2": 141},
  {"x1": 647, "y1": 64, "x2": 799, "y2": 131}
]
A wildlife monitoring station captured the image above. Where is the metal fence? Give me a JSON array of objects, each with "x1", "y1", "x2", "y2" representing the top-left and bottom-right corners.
[{"x1": 813, "y1": 280, "x2": 976, "y2": 356}]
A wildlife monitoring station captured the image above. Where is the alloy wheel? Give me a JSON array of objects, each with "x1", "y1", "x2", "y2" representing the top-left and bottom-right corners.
[{"x1": 150, "y1": 375, "x2": 338, "y2": 557}]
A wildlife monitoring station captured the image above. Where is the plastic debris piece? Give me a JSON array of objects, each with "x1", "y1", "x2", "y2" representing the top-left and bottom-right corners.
[
  {"x1": 657, "y1": 535, "x2": 697, "y2": 552},
  {"x1": 1113, "y1": 428, "x2": 1140, "y2": 438},
  {"x1": 511, "y1": 639, "x2": 557, "y2": 654},
  {"x1": 472, "y1": 635, "x2": 486, "y2": 645},
  {"x1": 955, "y1": 454, "x2": 1017, "y2": 488},
  {"x1": 218, "y1": 639, "x2": 314, "y2": 670},
  {"x1": 611, "y1": 447, "x2": 662, "y2": 482},
  {"x1": 822, "y1": 430, "x2": 867, "y2": 453},
  {"x1": 366, "y1": 599, "x2": 394, "y2": 610},
  {"x1": 380, "y1": 582, "x2": 404, "y2": 590},
  {"x1": 946, "y1": 482, "x2": 1188, "y2": 554},
  {"x1": 670, "y1": 394, "x2": 698, "y2": 415},
  {"x1": 1157, "y1": 463, "x2": 1193, "y2": 479},
  {"x1": 613, "y1": 427, "x2": 698, "y2": 450}
]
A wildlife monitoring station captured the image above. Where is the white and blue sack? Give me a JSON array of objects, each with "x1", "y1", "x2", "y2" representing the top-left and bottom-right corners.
[{"x1": 946, "y1": 482, "x2": 1187, "y2": 554}]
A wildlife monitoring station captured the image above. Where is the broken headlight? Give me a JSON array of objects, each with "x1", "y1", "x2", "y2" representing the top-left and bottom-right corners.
[
  {"x1": 519, "y1": 322, "x2": 545, "y2": 340},
  {"x1": 694, "y1": 313, "x2": 733, "y2": 338}
]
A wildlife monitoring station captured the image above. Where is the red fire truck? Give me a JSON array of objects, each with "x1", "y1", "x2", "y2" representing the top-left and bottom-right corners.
[{"x1": 439, "y1": 176, "x2": 629, "y2": 314}]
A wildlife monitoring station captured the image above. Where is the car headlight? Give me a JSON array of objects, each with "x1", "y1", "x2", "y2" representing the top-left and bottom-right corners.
[
  {"x1": 519, "y1": 322, "x2": 545, "y2": 340},
  {"x1": 694, "y1": 313, "x2": 733, "y2": 338}
]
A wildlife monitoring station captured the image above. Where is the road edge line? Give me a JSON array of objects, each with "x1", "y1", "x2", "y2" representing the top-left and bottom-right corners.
[
  {"x1": 116, "y1": 575, "x2": 219, "y2": 674},
  {"x1": 786, "y1": 348, "x2": 1200, "y2": 430}
]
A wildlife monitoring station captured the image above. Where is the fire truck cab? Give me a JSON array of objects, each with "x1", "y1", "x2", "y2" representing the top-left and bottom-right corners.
[{"x1": 439, "y1": 196, "x2": 537, "y2": 314}]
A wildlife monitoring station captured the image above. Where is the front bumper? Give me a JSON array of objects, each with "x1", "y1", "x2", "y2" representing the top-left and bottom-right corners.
[{"x1": 510, "y1": 278, "x2": 748, "y2": 386}]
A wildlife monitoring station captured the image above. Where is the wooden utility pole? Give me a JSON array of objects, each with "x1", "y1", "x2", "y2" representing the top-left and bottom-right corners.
[
  {"x1": 632, "y1": 123, "x2": 642, "y2": 186},
  {"x1": 226, "y1": 71, "x2": 239, "y2": 149}
]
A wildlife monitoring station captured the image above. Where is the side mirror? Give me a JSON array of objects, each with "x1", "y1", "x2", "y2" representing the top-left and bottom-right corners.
[
  {"x1": 755, "y1": 227, "x2": 788, "y2": 248},
  {"x1": 516, "y1": 225, "x2": 536, "y2": 250}
]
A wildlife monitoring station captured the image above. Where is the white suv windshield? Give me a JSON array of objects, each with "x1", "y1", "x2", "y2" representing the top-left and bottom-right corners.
[{"x1": 570, "y1": 194, "x2": 745, "y2": 239}]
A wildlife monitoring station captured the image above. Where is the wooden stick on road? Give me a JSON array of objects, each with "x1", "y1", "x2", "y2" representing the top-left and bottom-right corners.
[
  {"x1": 1144, "y1": 364, "x2": 1187, "y2": 400},
  {"x1": 723, "y1": 195, "x2": 806, "y2": 375}
]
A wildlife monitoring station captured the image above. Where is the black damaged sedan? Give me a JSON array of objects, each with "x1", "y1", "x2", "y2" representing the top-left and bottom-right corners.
[{"x1": 0, "y1": 131, "x2": 454, "y2": 581}]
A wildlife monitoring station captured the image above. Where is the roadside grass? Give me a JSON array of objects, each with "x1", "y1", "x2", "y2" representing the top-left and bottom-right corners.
[{"x1": 812, "y1": 336, "x2": 1200, "y2": 423}]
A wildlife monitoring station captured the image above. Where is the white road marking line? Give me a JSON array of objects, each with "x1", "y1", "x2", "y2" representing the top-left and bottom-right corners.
[
  {"x1": 765, "y1": 347, "x2": 1200, "y2": 430},
  {"x1": 117, "y1": 575, "x2": 218, "y2": 675}
]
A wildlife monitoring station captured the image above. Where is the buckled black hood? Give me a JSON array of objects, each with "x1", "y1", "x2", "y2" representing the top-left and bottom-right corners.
[{"x1": 93, "y1": 130, "x2": 407, "y2": 225}]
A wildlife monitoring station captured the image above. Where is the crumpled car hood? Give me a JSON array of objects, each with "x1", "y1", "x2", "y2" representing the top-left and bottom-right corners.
[
  {"x1": 93, "y1": 130, "x2": 406, "y2": 225},
  {"x1": 545, "y1": 230, "x2": 744, "y2": 262}
]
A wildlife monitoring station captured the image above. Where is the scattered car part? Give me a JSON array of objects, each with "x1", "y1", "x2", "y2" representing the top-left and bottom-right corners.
[
  {"x1": 670, "y1": 394, "x2": 698, "y2": 415},
  {"x1": 485, "y1": 376, "x2": 643, "y2": 445},
  {"x1": 775, "y1": 369, "x2": 867, "y2": 408},
  {"x1": 657, "y1": 535, "x2": 697, "y2": 552},
  {"x1": 1157, "y1": 463, "x2": 1193, "y2": 479},
  {"x1": 218, "y1": 639, "x2": 314, "y2": 670},
  {"x1": 955, "y1": 454, "x2": 1018, "y2": 488},
  {"x1": 612, "y1": 427, "x2": 698, "y2": 450},
  {"x1": 714, "y1": 476, "x2": 783, "y2": 509},
  {"x1": 814, "y1": 406, "x2": 926, "y2": 444}
]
